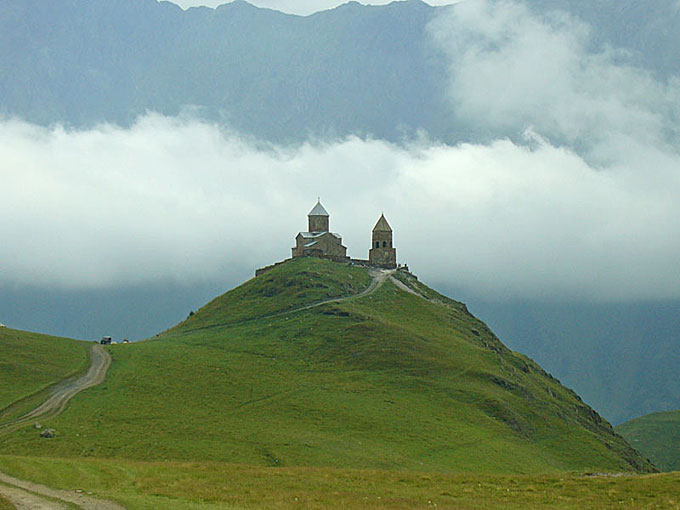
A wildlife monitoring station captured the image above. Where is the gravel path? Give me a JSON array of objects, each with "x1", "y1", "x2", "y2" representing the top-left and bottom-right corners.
[
  {"x1": 0, "y1": 483, "x2": 68, "y2": 510},
  {"x1": 0, "y1": 471, "x2": 124, "y2": 510},
  {"x1": 0, "y1": 345, "x2": 111, "y2": 437},
  {"x1": 0, "y1": 344, "x2": 123, "y2": 509},
  {"x1": 389, "y1": 275, "x2": 424, "y2": 297},
  {"x1": 291, "y1": 267, "x2": 394, "y2": 311}
]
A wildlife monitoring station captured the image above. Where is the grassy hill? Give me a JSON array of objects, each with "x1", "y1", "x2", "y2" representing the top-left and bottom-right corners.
[
  {"x1": 0, "y1": 327, "x2": 89, "y2": 423},
  {"x1": 617, "y1": 410, "x2": 680, "y2": 472},
  {"x1": 0, "y1": 258, "x2": 653, "y2": 473}
]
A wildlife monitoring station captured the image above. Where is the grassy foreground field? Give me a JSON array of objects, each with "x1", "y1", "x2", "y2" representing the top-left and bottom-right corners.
[
  {"x1": 617, "y1": 410, "x2": 680, "y2": 471},
  {"x1": 0, "y1": 494, "x2": 13, "y2": 510},
  {"x1": 0, "y1": 258, "x2": 651, "y2": 473},
  {"x1": 0, "y1": 455, "x2": 678, "y2": 510}
]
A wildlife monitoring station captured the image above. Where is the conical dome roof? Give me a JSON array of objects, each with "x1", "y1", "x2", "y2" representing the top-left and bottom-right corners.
[
  {"x1": 372, "y1": 214, "x2": 392, "y2": 232},
  {"x1": 308, "y1": 200, "x2": 329, "y2": 217}
]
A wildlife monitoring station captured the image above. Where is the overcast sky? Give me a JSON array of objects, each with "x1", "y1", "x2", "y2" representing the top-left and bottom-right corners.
[
  {"x1": 2, "y1": 0, "x2": 679, "y2": 302},
  {"x1": 167, "y1": 0, "x2": 458, "y2": 15}
]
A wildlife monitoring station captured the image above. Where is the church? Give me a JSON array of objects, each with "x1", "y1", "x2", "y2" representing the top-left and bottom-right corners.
[
  {"x1": 291, "y1": 201, "x2": 349, "y2": 262},
  {"x1": 291, "y1": 200, "x2": 397, "y2": 269}
]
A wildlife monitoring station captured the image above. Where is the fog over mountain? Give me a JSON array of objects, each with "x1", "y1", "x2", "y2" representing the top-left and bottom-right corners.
[{"x1": 1, "y1": 0, "x2": 679, "y2": 424}]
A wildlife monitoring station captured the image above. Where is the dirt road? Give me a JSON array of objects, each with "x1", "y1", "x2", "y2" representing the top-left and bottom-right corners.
[
  {"x1": 0, "y1": 470, "x2": 124, "y2": 510},
  {"x1": 0, "y1": 344, "x2": 123, "y2": 509},
  {"x1": 290, "y1": 267, "x2": 394, "y2": 312},
  {"x1": 0, "y1": 344, "x2": 111, "y2": 436}
]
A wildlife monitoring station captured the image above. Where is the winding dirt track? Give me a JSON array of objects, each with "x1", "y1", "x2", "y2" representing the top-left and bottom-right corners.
[
  {"x1": 287, "y1": 267, "x2": 394, "y2": 312},
  {"x1": 0, "y1": 344, "x2": 124, "y2": 509},
  {"x1": 0, "y1": 345, "x2": 111, "y2": 436}
]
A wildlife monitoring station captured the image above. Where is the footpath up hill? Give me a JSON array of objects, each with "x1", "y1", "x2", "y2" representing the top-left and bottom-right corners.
[
  {"x1": 1, "y1": 258, "x2": 654, "y2": 473},
  {"x1": 0, "y1": 328, "x2": 89, "y2": 423}
]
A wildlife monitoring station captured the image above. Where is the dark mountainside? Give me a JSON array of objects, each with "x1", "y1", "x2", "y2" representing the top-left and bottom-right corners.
[
  {"x1": 0, "y1": 0, "x2": 452, "y2": 142},
  {"x1": 460, "y1": 298, "x2": 680, "y2": 425},
  {"x1": 2, "y1": 0, "x2": 680, "y2": 426}
]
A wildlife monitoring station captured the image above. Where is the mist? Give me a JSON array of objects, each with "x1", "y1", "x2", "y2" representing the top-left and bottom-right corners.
[
  {"x1": 1, "y1": 0, "x2": 679, "y2": 303},
  {"x1": 1, "y1": 117, "x2": 678, "y2": 302}
]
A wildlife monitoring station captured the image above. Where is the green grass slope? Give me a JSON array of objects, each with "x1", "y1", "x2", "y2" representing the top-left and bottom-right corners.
[
  {"x1": 617, "y1": 410, "x2": 680, "y2": 471},
  {"x1": 0, "y1": 328, "x2": 89, "y2": 422},
  {"x1": 0, "y1": 258, "x2": 653, "y2": 473},
  {"x1": 0, "y1": 494, "x2": 13, "y2": 510}
]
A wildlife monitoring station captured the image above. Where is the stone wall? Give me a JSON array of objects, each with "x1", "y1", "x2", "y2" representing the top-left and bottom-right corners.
[
  {"x1": 255, "y1": 259, "x2": 291, "y2": 276},
  {"x1": 369, "y1": 246, "x2": 397, "y2": 268},
  {"x1": 308, "y1": 215, "x2": 329, "y2": 233}
]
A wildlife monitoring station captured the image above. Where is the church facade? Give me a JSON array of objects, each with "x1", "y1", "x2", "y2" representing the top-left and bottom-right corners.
[
  {"x1": 291, "y1": 201, "x2": 349, "y2": 262},
  {"x1": 291, "y1": 201, "x2": 397, "y2": 269},
  {"x1": 369, "y1": 214, "x2": 397, "y2": 269}
]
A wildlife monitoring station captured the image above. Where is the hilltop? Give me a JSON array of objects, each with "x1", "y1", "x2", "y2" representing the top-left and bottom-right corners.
[
  {"x1": 0, "y1": 258, "x2": 653, "y2": 474},
  {"x1": 617, "y1": 410, "x2": 680, "y2": 472}
]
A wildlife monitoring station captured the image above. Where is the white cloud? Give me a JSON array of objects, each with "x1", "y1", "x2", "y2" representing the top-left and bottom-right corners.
[
  {"x1": 2, "y1": 0, "x2": 679, "y2": 302},
  {"x1": 1, "y1": 114, "x2": 679, "y2": 301},
  {"x1": 428, "y1": 0, "x2": 680, "y2": 163}
]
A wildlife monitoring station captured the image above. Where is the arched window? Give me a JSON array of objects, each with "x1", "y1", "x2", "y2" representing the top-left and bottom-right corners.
[
  {"x1": 383, "y1": 241, "x2": 387, "y2": 248},
  {"x1": 375, "y1": 241, "x2": 379, "y2": 248}
]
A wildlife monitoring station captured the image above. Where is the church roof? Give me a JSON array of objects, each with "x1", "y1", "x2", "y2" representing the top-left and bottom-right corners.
[
  {"x1": 372, "y1": 214, "x2": 392, "y2": 232},
  {"x1": 299, "y1": 232, "x2": 341, "y2": 240},
  {"x1": 308, "y1": 200, "x2": 329, "y2": 217}
]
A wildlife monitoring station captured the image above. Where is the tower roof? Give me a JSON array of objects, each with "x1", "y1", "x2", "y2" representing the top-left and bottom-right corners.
[
  {"x1": 372, "y1": 214, "x2": 392, "y2": 232},
  {"x1": 308, "y1": 200, "x2": 329, "y2": 217}
]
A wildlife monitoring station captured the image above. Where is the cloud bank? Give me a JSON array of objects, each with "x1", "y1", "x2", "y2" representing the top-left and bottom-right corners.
[
  {"x1": 1, "y1": 0, "x2": 679, "y2": 301},
  {"x1": 1, "y1": 115, "x2": 678, "y2": 301}
]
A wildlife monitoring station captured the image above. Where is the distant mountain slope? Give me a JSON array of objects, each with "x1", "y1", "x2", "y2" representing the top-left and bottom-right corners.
[
  {"x1": 462, "y1": 299, "x2": 680, "y2": 425},
  {"x1": 0, "y1": 259, "x2": 653, "y2": 473},
  {"x1": 527, "y1": 0, "x2": 680, "y2": 79},
  {"x1": 0, "y1": 328, "x2": 89, "y2": 418},
  {"x1": 1, "y1": 0, "x2": 679, "y2": 141},
  {"x1": 617, "y1": 410, "x2": 680, "y2": 472},
  {"x1": 0, "y1": 0, "x2": 451, "y2": 142}
]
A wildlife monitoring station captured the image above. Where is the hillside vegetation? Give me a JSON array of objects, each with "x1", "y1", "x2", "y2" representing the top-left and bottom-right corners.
[
  {"x1": 617, "y1": 410, "x2": 680, "y2": 472},
  {"x1": 0, "y1": 494, "x2": 12, "y2": 510},
  {"x1": 0, "y1": 258, "x2": 653, "y2": 473},
  {"x1": 0, "y1": 328, "x2": 89, "y2": 422}
]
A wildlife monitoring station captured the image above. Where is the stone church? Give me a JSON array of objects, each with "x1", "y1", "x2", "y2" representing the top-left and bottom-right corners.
[
  {"x1": 369, "y1": 214, "x2": 397, "y2": 269},
  {"x1": 291, "y1": 201, "x2": 349, "y2": 262},
  {"x1": 291, "y1": 200, "x2": 397, "y2": 269}
]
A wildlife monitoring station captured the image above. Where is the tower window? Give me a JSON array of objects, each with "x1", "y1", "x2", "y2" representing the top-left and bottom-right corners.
[
  {"x1": 383, "y1": 241, "x2": 387, "y2": 248},
  {"x1": 375, "y1": 241, "x2": 379, "y2": 248}
]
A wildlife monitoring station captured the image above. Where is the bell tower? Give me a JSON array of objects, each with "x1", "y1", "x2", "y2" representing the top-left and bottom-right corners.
[
  {"x1": 369, "y1": 214, "x2": 396, "y2": 269},
  {"x1": 308, "y1": 200, "x2": 330, "y2": 233}
]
